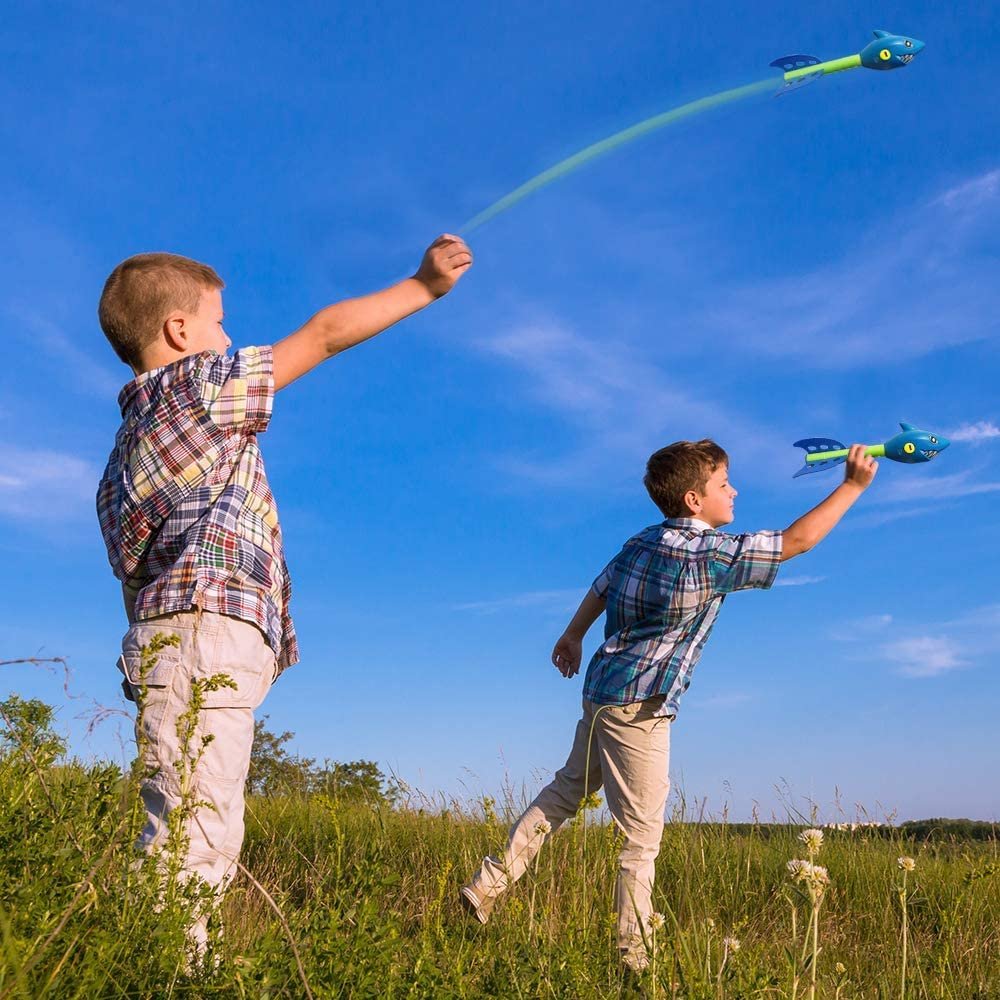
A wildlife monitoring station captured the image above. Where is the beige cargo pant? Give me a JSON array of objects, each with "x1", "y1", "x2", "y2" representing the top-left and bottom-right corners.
[
  {"x1": 468, "y1": 696, "x2": 671, "y2": 965},
  {"x1": 118, "y1": 610, "x2": 275, "y2": 951}
]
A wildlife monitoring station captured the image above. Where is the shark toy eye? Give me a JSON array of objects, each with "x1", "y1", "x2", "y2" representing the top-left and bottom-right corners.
[
  {"x1": 930, "y1": 436, "x2": 938, "y2": 444},
  {"x1": 903, "y1": 442, "x2": 916, "y2": 454},
  {"x1": 905, "y1": 39, "x2": 913, "y2": 47},
  {"x1": 880, "y1": 48, "x2": 892, "y2": 61}
]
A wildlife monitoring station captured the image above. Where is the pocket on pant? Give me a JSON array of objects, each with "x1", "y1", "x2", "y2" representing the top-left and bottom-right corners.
[
  {"x1": 194, "y1": 621, "x2": 273, "y2": 710},
  {"x1": 195, "y1": 666, "x2": 265, "y2": 709},
  {"x1": 118, "y1": 643, "x2": 181, "y2": 690}
]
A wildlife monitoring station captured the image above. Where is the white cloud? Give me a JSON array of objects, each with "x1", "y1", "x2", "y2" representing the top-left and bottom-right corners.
[
  {"x1": 828, "y1": 613, "x2": 893, "y2": 640},
  {"x1": 873, "y1": 469, "x2": 1000, "y2": 505},
  {"x1": 702, "y1": 168, "x2": 1000, "y2": 368},
  {"x1": 0, "y1": 445, "x2": 99, "y2": 521},
  {"x1": 947, "y1": 421, "x2": 1000, "y2": 444},
  {"x1": 934, "y1": 170, "x2": 1000, "y2": 210},
  {"x1": 883, "y1": 636, "x2": 966, "y2": 679},
  {"x1": 8, "y1": 306, "x2": 122, "y2": 397},
  {"x1": 775, "y1": 575, "x2": 825, "y2": 588},
  {"x1": 479, "y1": 319, "x2": 783, "y2": 487}
]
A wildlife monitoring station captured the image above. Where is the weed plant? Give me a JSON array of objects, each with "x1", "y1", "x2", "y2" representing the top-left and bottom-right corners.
[{"x1": 1, "y1": 689, "x2": 998, "y2": 997}]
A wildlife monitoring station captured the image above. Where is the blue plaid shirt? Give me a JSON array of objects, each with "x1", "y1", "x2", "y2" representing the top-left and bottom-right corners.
[{"x1": 582, "y1": 518, "x2": 782, "y2": 716}]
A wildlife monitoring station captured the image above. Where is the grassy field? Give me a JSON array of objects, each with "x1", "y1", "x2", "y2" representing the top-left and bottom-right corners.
[{"x1": 2, "y1": 738, "x2": 999, "y2": 999}]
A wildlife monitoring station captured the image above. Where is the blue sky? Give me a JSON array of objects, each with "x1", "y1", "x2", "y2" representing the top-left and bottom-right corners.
[{"x1": 2, "y1": 1, "x2": 998, "y2": 822}]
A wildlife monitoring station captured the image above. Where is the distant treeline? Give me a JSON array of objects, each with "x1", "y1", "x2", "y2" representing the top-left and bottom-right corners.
[{"x1": 683, "y1": 821, "x2": 998, "y2": 843}]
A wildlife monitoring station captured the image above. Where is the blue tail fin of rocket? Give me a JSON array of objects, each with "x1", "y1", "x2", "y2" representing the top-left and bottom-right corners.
[
  {"x1": 793, "y1": 437, "x2": 847, "y2": 478},
  {"x1": 770, "y1": 54, "x2": 823, "y2": 95}
]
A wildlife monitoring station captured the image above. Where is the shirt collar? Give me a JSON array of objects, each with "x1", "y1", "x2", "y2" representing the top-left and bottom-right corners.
[
  {"x1": 116, "y1": 352, "x2": 214, "y2": 417},
  {"x1": 663, "y1": 516, "x2": 715, "y2": 532}
]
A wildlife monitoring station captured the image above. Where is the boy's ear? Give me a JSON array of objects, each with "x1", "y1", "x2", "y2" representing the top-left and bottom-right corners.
[
  {"x1": 683, "y1": 489, "x2": 702, "y2": 516},
  {"x1": 163, "y1": 311, "x2": 188, "y2": 351}
]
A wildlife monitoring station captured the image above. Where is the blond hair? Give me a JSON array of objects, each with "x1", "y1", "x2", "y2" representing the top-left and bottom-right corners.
[{"x1": 98, "y1": 253, "x2": 224, "y2": 367}]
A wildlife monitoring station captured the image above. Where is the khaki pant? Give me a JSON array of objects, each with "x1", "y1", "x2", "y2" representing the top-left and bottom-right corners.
[
  {"x1": 469, "y1": 697, "x2": 671, "y2": 963},
  {"x1": 118, "y1": 610, "x2": 275, "y2": 949}
]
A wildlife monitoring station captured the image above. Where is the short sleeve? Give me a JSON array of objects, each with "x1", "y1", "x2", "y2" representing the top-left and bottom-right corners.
[
  {"x1": 708, "y1": 530, "x2": 782, "y2": 594},
  {"x1": 196, "y1": 346, "x2": 274, "y2": 432},
  {"x1": 591, "y1": 557, "x2": 616, "y2": 600}
]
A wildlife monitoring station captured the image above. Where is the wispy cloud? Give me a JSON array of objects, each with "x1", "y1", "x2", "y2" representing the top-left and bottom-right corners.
[
  {"x1": 838, "y1": 602, "x2": 1000, "y2": 678},
  {"x1": 451, "y1": 588, "x2": 581, "y2": 615},
  {"x1": 8, "y1": 306, "x2": 122, "y2": 398},
  {"x1": 882, "y1": 636, "x2": 966, "y2": 679},
  {"x1": 947, "y1": 421, "x2": 1000, "y2": 444},
  {"x1": 828, "y1": 613, "x2": 892, "y2": 640},
  {"x1": 702, "y1": 168, "x2": 1000, "y2": 367},
  {"x1": 479, "y1": 319, "x2": 783, "y2": 487},
  {"x1": 0, "y1": 444, "x2": 99, "y2": 521},
  {"x1": 873, "y1": 469, "x2": 1000, "y2": 505},
  {"x1": 933, "y1": 170, "x2": 1000, "y2": 210},
  {"x1": 775, "y1": 574, "x2": 825, "y2": 588}
]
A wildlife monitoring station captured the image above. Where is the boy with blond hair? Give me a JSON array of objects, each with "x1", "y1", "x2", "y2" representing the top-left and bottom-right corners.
[
  {"x1": 97, "y1": 236, "x2": 472, "y2": 949},
  {"x1": 461, "y1": 439, "x2": 876, "y2": 971}
]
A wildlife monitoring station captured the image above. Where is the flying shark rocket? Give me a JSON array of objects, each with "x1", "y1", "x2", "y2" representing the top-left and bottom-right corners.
[
  {"x1": 772, "y1": 30, "x2": 925, "y2": 92},
  {"x1": 792, "y1": 423, "x2": 949, "y2": 478}
]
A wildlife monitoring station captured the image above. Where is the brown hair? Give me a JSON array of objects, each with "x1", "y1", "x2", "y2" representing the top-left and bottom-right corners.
[
  {"x1": 644, "y1": 439, "x2": 729, "y2": 517},
  {"x1": 98, "y1": 253, "x2": 224, "y2": 367}
]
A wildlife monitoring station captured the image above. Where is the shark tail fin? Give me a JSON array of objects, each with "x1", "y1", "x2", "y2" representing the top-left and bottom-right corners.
[
  {"x1": 770, "y1": 55, "x2": 823, "y2": 95},
  {"x1": 770, "y1": 54, "x2": 821, "y2": 71},
  {"x1": 792, "y1": 437, "x2": 847, "y2": 478}
]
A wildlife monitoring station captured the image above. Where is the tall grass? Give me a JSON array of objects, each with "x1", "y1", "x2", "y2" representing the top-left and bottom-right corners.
[{"x1": 1, "y1": 744, "x2": 998, "y2": 998}]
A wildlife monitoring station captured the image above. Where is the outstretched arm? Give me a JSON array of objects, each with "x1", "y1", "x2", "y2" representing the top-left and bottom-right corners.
[
  {"x1": 781, "y1": 444, "x2": 877, "y2": 561},
  {"x1": 272, "y1": 234, "x2": 472, "y2": 390},
  {"x1": 551, "y1": 590, "x2": 607, "y2": 678}
]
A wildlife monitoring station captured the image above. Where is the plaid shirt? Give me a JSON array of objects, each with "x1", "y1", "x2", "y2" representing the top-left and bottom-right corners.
[
  {"x1": 97, "y1": 346, "x2": 298, "y2": 671},
  {"x1": 582, "y1": 517, "x2": 781, "y2": 715}
]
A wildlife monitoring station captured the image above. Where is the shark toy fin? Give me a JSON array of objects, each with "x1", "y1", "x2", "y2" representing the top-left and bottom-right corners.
[
  {"x1": 770, "y1": 54, "x2": 821, "y2": 71},
  {"x1": 775, "y1": 71, "x2": 824, "y2": 95},
  {"x1": 794, "y1": 437, "x2": 847, "y2": 453},
  {"x1": 899, "y1": 421, "x2": 916, "y2": 431},
  {"x1": 793, "y1": 456, "x2": 846, "y2": 477},
  {"x1": 792, "y1": 437, "x2": 848, "y2": 478},
  {"x1": 872, "y1": 29, "x2": 892, "y2": 39},
  {"x1": 770, "y1": 55, "x2": 823, "y2": 95}
]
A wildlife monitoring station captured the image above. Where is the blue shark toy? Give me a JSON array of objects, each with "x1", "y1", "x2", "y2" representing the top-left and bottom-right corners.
[
  {"x1": 793, "y1": 423, "x2": 949, "y2": 478},
  {"x1": 772, "y1": 30, "x2": 925, "y2": 92}
]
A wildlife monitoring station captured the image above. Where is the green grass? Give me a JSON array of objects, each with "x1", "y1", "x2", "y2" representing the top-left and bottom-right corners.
[{"x1": 2, "y1": 745, "x2": 999, "y2": 999}]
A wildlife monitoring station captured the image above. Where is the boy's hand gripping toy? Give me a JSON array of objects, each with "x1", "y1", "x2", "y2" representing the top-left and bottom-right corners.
[
  {"x1": 772, "y1": 30, "x2": 924, "y2": 93},
  {"x1": 793, "y1": 423, "x2": 949, "y2": 478}
]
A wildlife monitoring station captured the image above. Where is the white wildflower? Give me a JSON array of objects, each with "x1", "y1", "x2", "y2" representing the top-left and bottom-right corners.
[
  {"x1": 723, "y1": 936, "x2": 741, "y2": 953},
  {"x1": 807, "y1": 864, "x2": 830, "y2": 886},
  {"x1": 835, "y1": 962, "x2": 847, "y2": 976},
  {"x1": 534, "y1": 820, "x2": 552, "y2": 836},
  {"x1": 897, "y1": 856, "x2": 916, "y2": 872},
  {"x1": 648, "y1": 912, "x2": 666, "y2": 932},
  {"x1": 799, "y1": 828, "x2": 824, "y2": 856},
  {"x1": 787, "y1": 859, "x2": 809, "y2": 879},
  {"x1": 787, "y1": 859, "x2": 830, "y2": 889}
]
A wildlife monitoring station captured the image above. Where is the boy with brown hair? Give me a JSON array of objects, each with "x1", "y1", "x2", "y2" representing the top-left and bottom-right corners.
[
  {"x1": 96, "y1": 236, "x2": 472, "y2": 949},
  {"x1": 461, "y1": 438, "x2": 877, "y2": 971}
]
